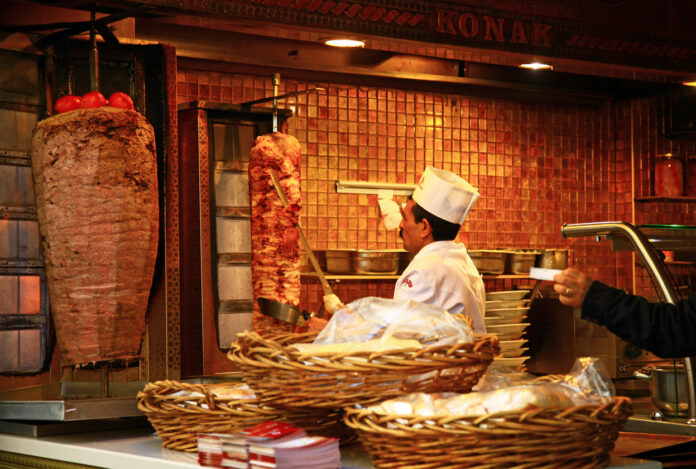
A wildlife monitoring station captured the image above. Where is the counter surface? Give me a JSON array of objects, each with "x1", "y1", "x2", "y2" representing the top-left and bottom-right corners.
[{"x1": 0, "y1": 426, "x2": 661, "y2": 469}]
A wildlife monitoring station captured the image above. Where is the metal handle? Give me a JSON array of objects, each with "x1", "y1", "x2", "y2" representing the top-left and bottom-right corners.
[
  {"x1": 562, "y1": 221, "x2": 679, "y2": 303},
  {"x1": 267, "y1": 168, "x2": 333, "y2": 297},
  {"x1": 562, "y1": 220, "x2": 696, "y2": 423}
]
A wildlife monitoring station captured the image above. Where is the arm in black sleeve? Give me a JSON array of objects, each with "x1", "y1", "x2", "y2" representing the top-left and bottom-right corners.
[{"x1": 581, "y1": 281, "x2": 696, "y2": 358}]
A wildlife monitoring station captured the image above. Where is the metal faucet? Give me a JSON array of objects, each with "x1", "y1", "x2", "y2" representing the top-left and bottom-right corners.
[{"x1": 562, "y1": 221, "x2": 696, "y2": 424}]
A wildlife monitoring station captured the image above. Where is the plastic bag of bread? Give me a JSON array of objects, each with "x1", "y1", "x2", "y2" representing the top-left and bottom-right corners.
[
  {"x1": 368, "y1": 383, "x2": 577, "y2": 417},
  {"x1": 311, "y1": 297, "x2": 474, "y2": 348},
  {"x1": 170, "y1": 383, "x2": 257, "y2": 409},
  {"x1": 366, "y1": 357, "x2": 615, "y2": 417},
  {"x1": 475, "y1": 356, "x2": 614, "y2": 405}
]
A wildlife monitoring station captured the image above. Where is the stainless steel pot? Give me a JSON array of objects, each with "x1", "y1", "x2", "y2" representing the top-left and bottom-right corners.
[
  {"x1": 536, "y1": 249, "x2": 569, "y2": 269},
  {"x1": 634, "y1": 364, "x2": 688, "y2": 417}
]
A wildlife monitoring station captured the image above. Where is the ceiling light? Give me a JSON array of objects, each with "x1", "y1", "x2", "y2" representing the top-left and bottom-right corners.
[
  {"x1": 323, "y1": 38, "x2": 365, "y2": 48},
  {"x1": 519, "y1": 61, "x2": 553, "y2": 71},
  {"x1": 683, "y1": 81, "x2": 696, "y2": 87}
]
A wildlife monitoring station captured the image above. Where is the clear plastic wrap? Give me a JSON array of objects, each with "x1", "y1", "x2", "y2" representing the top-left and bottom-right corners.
[
  {"x1": 475, "y1": 357, "x2": 614, "y2": 404},
  {"x1": 473, "y1": 367, "x2": 535, "y2": 392},
  {"x1": 555, "y1": 356, "x2": 616, "y2": 404},
  {"x1": 366, "y1": 357, "x2": 615, "y2": 417},
  {"x1": 313, "y1": 296, "x2": 474, "y2": 347}
]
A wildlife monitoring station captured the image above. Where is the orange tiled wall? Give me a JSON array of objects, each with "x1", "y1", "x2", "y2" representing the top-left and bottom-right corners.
[
  {"x1": 177, "y1": 68, "x2": 694, "y2": 313},
  {"x1": 627, "y1": 98, "x2": 696, "y2": 298}
]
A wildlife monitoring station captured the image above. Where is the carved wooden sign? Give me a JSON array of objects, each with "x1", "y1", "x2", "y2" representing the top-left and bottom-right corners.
[{"x1": 140, "y1": 0, "x2": 696, "y2": 71}]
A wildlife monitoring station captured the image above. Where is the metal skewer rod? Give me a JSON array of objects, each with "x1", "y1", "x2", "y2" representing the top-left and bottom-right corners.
[
  {"x1": 240, "y1": 87, "x2": 326, "y2": 107},
  {"x1": 89, "y1": 10, "x2": 99, "y2": 91},
  {"x1": 271, "y1": 73, "x2": 279, "y2": 132},
  {"x1": 268, "y1": 168, "x2": 333, "y2": 297}
]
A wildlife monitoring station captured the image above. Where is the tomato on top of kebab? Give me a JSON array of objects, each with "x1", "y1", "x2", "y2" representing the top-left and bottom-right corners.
[{"x1": 53, "y1": 91, "x2": 134, "y2": 113}]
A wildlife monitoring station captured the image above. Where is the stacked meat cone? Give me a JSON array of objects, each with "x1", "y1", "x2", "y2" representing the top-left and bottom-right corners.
[
  {"x1": 31, "y1": 106, "x2": 159, "y2": 366},
  {"x1": 248, "y1": 132, "x2": 302, "y2": 334}
]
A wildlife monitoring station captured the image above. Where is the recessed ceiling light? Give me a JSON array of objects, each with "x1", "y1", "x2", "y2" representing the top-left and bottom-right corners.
[
  {"x1": 519, "y1": 61, "x2": 553, "y2": 71},
  {"x1": 683, "y1": 81, "x2": 696, "y2": 87},
  {"x1": 323, "y1": 38, "x2": 365, "y2": 48}
]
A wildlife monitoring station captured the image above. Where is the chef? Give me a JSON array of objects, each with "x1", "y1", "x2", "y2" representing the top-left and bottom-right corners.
[
  {"x1": 313, "y1": 166, "x2": 485, "y2": 333},
  {"x1": 394, "y1": 166, "x2": 486, "y2": 333}
]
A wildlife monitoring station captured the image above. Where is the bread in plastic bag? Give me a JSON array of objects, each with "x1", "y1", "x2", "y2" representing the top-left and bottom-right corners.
[
  {"x1": 312, "y1": 296, "x2": 474, "y2": 347},
  {"x1": 366, "y1": 357, "x2": 615, "y2": 417}
]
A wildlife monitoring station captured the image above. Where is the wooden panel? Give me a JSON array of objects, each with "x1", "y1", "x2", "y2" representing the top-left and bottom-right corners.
[
  {"x1": 18, "y1": 329, "x2": 41, "y2": 369},
  {"x1": 14, "y1": 110, "x2": 37, "y2": 151},
  {"x1": 0, "y1": 50, "x2": 39, "y2": 96},
  {"x1": 0, "y1": 220, "x2": 18, "y2": 260},
  {"x1": 0, "y1": 166, "x2": 19, "y2": 206},
  {"x1": 16, "y1": 166, "x2": 33, "y2": 207},
  {"x1": 19, "y1": 276, "x2": 40, "y2": 315},
  {"x1": 0, "y1": 330, "x2": 18, "y2": 371},
  {"x1": 17, "y1": 221, "x2": 40, "y2": 261},
  {"x1": 177, "y1": 108, "x2": 204, "y2": 377},
  {"x1": 0, "y1": 276, "x2": 18, "y2": 315}
]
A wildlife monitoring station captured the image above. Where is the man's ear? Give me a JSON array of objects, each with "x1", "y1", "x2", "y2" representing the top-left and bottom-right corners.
[{"x1": 420, "y1": 217, "x2": 433, "y2": 239}]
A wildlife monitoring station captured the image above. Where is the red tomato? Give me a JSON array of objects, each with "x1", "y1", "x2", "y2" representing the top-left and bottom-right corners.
[
  {"x1": 80, "y1": 91, "x2": 108, "y2": 109},
  {"x1": 108, "y1": 92, "x2": 134, "y2": 110},
  {"x1": 54, "y1": 95, "x2": 81, "y2": 113}
]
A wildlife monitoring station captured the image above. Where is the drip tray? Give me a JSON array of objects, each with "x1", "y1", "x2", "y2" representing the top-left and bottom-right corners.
[
  {"x1": 0, "y1": 381, "x2": 146, "y2": 422},
  {"x1": 0, "y1": 416, "x2": 149, "y2": 437}
]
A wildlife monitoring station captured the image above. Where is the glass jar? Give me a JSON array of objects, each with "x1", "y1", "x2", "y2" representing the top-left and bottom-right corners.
[
  {"x1": 686, "y1": 155, "x2": 696, "y2": 197},
  {"x1": 654, "y1": 153, "x2": 684, "y2": 197}
]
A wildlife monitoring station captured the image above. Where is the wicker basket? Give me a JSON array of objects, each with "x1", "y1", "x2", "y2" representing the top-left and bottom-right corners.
[
  {"x1": 136, "y1": 379, "x2": 355, "y2": 451},
  {"x1": 228, "y1": 330, "x2": 499, "y2": 409},
  {"x1": 343, "y1": 396, "x2": 632, "y2": 469}
]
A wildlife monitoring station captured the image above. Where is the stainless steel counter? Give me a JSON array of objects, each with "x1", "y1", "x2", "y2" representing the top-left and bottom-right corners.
[{"x1": 0, "y1": 426, "x2": 662, "y2": 468}]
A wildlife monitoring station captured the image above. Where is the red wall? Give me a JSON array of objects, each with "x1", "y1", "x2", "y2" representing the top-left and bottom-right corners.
[{"x1": 176, "y1": 68, "x2": 695, "y2": 312}]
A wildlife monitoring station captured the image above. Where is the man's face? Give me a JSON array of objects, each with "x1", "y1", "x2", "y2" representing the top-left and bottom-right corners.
[{"x1": 399, "y1": 199, "x2": 426, "y2": 254}]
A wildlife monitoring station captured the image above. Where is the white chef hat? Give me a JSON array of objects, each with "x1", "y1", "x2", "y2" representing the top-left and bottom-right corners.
[{"x1": 412, "y1": 166, "x2": 480, "y2": 225}]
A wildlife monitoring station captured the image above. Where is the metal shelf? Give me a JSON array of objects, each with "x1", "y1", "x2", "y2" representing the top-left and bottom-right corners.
[
  {"x1": 301, "y1": 273, "x2": 399, "y2": 280},
  {"x1": 635, "y1": 196, "x2": 696, "y2": 202},
  {"x1": 301, "y1": 273, "x2": 531, "y2": 280}
]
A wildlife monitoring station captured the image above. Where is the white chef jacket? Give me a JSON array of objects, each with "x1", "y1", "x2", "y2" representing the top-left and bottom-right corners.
[{"x1": 394, "y1": 240, "x2": 486, "y2": 333}]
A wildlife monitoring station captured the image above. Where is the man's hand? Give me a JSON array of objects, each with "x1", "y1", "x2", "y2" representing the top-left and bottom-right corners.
[
  {"x1": 304, "y1": 317, "x2": 329, "y2": 332},
  {"x1": 323, "y1": 294, "x2": 344, "y2": 314},
  {"x1": 553, "y1": 268, "x2": 593, "y2": 308}
]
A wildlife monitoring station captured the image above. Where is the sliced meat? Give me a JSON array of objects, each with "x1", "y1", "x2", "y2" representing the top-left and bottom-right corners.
[
  {"x1": 248, "y1": 132, "x2": 302, "y2": 334},
  {"x1": 31, "y1": 107, "x2": 159, "y2": 366}
]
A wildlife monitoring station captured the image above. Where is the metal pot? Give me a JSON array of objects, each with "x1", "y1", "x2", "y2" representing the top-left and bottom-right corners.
[
  {"x1": 634, "y1": 364, "x2": 689, "y2": 417},
  {"x1": 536, "y1": 249, "x2": 569, "y2": 269}
]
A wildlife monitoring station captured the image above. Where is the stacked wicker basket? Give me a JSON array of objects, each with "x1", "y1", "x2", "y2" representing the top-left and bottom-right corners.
[
  {"x1": 137, "y1": 328, "x2": 499, "y2": 453},
  {"x1": 228, "y1": 330, "x2": 499, "y2": 409},
  {"x1": 139, "y1": 325, "x2": 631, "y2": 468},
  {"x1": 343, "y1": 397, "x2": 632, "y2": 469},
  {"x1": 136, "y1": 379, "x2": 352, "y2": 452}
]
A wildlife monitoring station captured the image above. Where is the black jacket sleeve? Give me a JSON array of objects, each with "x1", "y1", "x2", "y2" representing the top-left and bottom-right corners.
[{"x1": 581, "y1": 281, "x2": 696, "y2": 358}]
